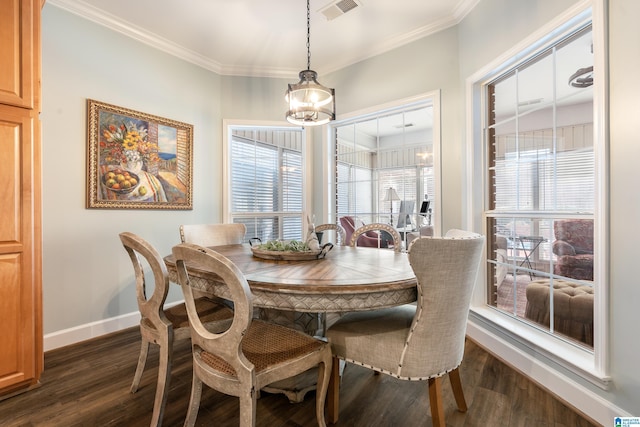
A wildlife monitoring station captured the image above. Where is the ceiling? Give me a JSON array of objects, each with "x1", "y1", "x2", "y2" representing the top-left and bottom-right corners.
[
  {"x1": 46, "y1": 0, "x2": 592, "y2": 138},
  {"x1": 48, "y1": 0, "x2": 480, "y2": 78}
]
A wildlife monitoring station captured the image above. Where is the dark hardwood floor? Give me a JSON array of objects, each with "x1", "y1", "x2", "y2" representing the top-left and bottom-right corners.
[{"x1": 0, "y1": 327, "x2": 599, "y2": 427}]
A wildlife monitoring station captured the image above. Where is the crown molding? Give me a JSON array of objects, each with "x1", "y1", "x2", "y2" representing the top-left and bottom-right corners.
[
  {"x1": 47, "y1": 0, "x2": 477, "y2": 78},
  {"x1": 321, "y1": 14, "x2": 460, "y2": 75},
  {"x1": 453, "y1": 0, "x2": 482, "y2": 21},
  {"x1": 47, "y1": 0, "x2": 226, "y2": 73}
]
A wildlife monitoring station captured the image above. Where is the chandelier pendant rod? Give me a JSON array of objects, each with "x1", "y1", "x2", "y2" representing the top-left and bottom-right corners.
[{"x1": 306, "y1": 0, "x2": 311, "y2": 71}]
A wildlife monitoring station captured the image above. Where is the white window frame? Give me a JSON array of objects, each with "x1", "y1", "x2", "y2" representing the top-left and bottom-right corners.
[
  {"x1": 465, "y1": 1, "x2": 609, "y2": 389},
  {"x1": 222, "y1": 119, "x2": 312, "y2": 236}
]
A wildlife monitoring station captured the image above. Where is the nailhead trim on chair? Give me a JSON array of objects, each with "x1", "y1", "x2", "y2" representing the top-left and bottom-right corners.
[
  {"x1": 349, "y1": 223, "x2": 402, "y2": 252},
  {"x1": 335, "y1": 356, "x2": 458, "y2": 381},
  {"x1": 315, "y1": 223, "x2": 346, "y2": 246}
]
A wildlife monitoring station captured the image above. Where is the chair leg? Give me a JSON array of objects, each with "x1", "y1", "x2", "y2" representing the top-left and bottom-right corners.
[
  {"x1": 184, "y1": 372, "x2": 203, "y2": 427},
  {"x1": 150, "y1": 338, "x2": 173, "y2": 427},
  {"x1": 130, "y1": 338, "x2": 150, "y2": 393},
  {"x1": 238, "y1": 386, "x2": 258, "y2": 427},
  {"x1": 448, "y1": 367, "x2": 468, "y2": 412},
  {"x1": 327, "y1": 356, "x2": 341, "y2": 424},
  {"x1": 428, "y1": 377, "x2": 445, "y2": 427},
  {"x1": 315, "y1": 353, "x2": 332, "y2": 427}
]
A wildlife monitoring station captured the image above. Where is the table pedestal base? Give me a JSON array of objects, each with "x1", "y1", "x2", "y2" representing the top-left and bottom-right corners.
[{"x1": 262, "y1": 368, "x2": 318, "y2": 403}]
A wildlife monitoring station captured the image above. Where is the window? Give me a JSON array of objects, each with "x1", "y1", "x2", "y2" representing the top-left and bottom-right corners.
[
  {"x1": 469, "y1": 4, "x2": 608, "y2": 385},
  {"x1": 330, "y1": 95, "x2": 440, "y2": 247},
  {"x1": 225, "y1": 124, "x2": 308, "y2": 241},
  {"x1": 486, "y1": 24, "x2": 596, "y2": 350}
]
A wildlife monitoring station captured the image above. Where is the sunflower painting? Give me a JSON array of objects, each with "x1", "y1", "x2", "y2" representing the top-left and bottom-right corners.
[{"x1": 87, "y1": 99, "x2": 193, "y2": 209}]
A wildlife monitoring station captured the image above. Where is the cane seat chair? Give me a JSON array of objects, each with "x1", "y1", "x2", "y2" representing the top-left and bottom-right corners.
[
  {"x1": 172, "y1": 243, "x2": 333, "y2": 427},
  {"x1": 315, "y1": 223, "x2": 347, "y2": 246},
  {"x1": 119, "y1": 232, "x2": 234, "y2": 427},
  {"x1": 349, "y1": 223, "x2": 402, "y2": 252},
  {"x1": 326, "y1": 230, "x2": 485, "y2": 426},
  {"x1": 179, "y1": 223, "x2": 247, "y2": 246}
]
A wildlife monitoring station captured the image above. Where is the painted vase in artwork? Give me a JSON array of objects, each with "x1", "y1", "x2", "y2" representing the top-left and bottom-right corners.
[{"x1": 122, "y1": 150, "x2": 143, "y2": 173}]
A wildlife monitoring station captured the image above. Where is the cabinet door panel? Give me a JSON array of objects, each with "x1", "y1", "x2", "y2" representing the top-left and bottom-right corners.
[
  {"x1": 0, "y1": 0, "x2": 35, "y2": 108},
  {"x1": 0, "y1": 104, "x2": 38, "y2": 395},
  {"x1": 0, "y1": 113, "x2": 22, "y2": 244},
  {"x1": 0, "y1": 253, "x2": 33, "y2": 390}
]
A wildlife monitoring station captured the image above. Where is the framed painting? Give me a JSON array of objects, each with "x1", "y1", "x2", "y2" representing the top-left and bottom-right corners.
[{"x1": 86, "y1": 99, "x2": 193, "y2": 209}]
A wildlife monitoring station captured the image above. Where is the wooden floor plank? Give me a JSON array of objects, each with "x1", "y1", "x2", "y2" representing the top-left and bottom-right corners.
[
  {"x1": 464, "y1": 388, "x2": 512, "y2": 427},
  {"x1": 0, "y1": 327, "x2": 598, "y2": 427}
]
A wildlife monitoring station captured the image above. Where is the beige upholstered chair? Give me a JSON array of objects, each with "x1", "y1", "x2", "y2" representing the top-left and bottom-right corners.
[
  {"x1": 179, "y1": 223, "x2": 247, "y2": 246},
  {"x1": 315, "y1": 223, "x2": 346, "y2": 246},
  {"x1": 349, "y1": 223, "x2": 402, "y2": 252},
  {"x1": 326, "y1": 230, "x2": 485, "y2": 426},
  {"x1": 119, "y1": 232, "x2": 234, "y2": 427},
  {"x1": 172, "y1": 243, "x2": 333, "y2": 427},
  {"x1": 406, "y1": 224, "x2": 435, "y2": 249}
]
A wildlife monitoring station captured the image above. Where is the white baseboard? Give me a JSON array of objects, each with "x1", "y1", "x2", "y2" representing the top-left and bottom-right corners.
[
  {"x1": 467, "y1": 320, "x2": 630, "y2": 426},
  {"x1": 43, "y1": 301, "x2": 187, "y2": 352},
  {"x1": 43, "y1": 311, "x2": 140, "y2": 352}
]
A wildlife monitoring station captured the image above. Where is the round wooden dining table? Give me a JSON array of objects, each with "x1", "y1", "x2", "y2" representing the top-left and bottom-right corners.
[
  {"x1": 163, "y1": 243, "x2": 418, "y2": 313},
  {"x1": 164, "y1": 243, "x2": 418, "y2": 402}
]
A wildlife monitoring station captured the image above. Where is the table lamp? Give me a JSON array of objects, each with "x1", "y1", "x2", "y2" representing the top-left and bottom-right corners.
[{"x1": 383, "y1": 187, "x2": 400, "y2": 224}]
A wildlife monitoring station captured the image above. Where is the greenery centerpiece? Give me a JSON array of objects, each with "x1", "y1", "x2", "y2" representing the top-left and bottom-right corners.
[
  {"x1": 250, "y1": 238, "x2": 332, "y2": 261},
  {"x1": 255, "y1": 240, "x2": 312, "y2": 252}
]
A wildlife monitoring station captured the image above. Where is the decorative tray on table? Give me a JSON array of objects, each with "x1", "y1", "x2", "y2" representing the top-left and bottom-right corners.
[{"x1": 249, "y1": 238, "x2": 333, "y2": 261}]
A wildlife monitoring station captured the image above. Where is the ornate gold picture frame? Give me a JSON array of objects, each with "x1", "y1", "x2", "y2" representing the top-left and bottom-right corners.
[{"x1": 86, "y1": 99, "x2": 193, "y2": 209}]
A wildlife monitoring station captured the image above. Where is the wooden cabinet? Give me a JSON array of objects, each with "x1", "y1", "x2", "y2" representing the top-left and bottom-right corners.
[
  {"x1": 0, "y1": 0, "x2": 36, "y2": 108},
  {"x1": 0, "y1": 0, "x2": 43, "y2": 399}
]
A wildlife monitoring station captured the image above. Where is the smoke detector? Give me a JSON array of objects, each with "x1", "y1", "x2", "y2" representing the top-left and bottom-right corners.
[{"x1": 319, "y1": 0, "x2": 361, "y2": 21}]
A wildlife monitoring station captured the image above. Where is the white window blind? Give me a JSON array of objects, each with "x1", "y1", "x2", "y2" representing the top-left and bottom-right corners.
[
  {"x1": 493, "y1": 146, "x2": 594, "y2": 212},
  {"x1": 379, "y1": 168, "x2": 418, "y2": 203},
  {"x1": 378, "y1": 167, "x2": 433, "y2": 222},
  {"x1": 336, "y1": 162, "x2": 351, "y2": 215},
  {"x1": 541, "y1": 148, "x2": 594, "y2": 212},
  {"x1": 336, "y1": 162, "x2": 373, "y2": 222},
  {"x1": 231, "y1": 138, "x2": 277, "y2": 213},
  {"x1": 230, "y1": 129, "x2": 304, "y2": 241}
]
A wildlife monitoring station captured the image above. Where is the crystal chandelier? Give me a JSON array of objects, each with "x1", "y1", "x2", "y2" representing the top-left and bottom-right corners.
[{"x1": 285, "y1": 0, "x2": 335, "y2": 126}]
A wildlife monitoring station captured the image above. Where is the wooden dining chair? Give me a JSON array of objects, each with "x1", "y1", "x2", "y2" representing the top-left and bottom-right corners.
[
  {"x1": 315, "y1": 223, "x2": 346, "y2": 246},
  {"x1": 349, "y1": 223, "x2": 402, "y2": 252},
  {"x1": 326, "y1": 230, "x2": 485, "y2": 426},
  {"x1": 119, "y1": 232, "x2": 234, "y2": 427},
  {"x1": 179, "y1": 223, "x2": 247, "y2": 246},
  {"x1": 172, "y1": 243, "x2": 333, "y2": 427}
]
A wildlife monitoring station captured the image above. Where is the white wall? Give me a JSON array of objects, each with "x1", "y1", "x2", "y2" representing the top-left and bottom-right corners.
[
  {"x1": 607, "y1": 0, "x2": 640, "y2": 416},
  {"x1": 40, "y1": 0, "x2": 639, "y2": 420},
  {"x1": 41, "y1": 6, "x2": 303, "y2": 346},
  {"x1": 41, "y1": 5, "x2": 225, "y2": 337}
]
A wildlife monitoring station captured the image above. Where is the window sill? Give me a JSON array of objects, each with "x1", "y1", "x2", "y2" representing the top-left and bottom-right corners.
[{"x1": 467, "y1": 304, "x2": 611, "y2": 390}]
